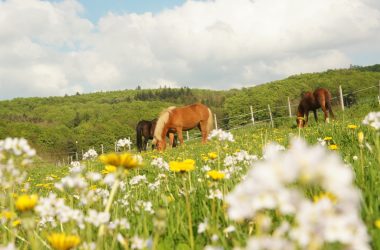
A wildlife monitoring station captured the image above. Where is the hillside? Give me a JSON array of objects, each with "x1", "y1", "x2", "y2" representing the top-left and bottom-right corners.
[{"x1": 0, "y1": 64, "x2": 379, "y2": 160}]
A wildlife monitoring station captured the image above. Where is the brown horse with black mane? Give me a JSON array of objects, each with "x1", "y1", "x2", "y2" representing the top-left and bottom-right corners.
[
  {"x1": 297, "y1": 88, "x2": 335, "y2": 128},
  {"x1": 153, "y1": 103, "x2": 213, "y2": 151}
]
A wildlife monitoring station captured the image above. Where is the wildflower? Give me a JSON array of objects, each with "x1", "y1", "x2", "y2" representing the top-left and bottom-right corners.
[
  {"x1": 208, "y1": 152, "x2": 218, "y2": 160},
  {"x1": 129, "y1": 175, "x2": 147, "y2": 185},
  {"x1": 198, "y1": 219, "x2": 208, "y2": 234},
  {"x1": 328, "y1": 144, "x2": 338, "y2": 150},
  {"x1": 99, "y1": 152, "x2": 142, "y2": 169},
  {"x1": 313, "y1": 192, "x2": 337, "y2": 204},
  {"x1": 12, "y1": 220, "x2": 21, "y2": 227},
  {"x1": 1, "y1": 210, "x2": 15, "y2": 220},
  {"x1": 83, "y1": 148, "x2": 98, "y2": 160},
  {"x1": 207, "y1": 170, "x2": 225, "y2": 180},
  {"x1": 358, "y1": 132, "x2": 364, "y2": 144},
  {"x1": 131, "y1": 235, "x2": 147, "y2": 249},
  {"x1": 102, "y1": 165, "x2": 117, "y2": 174},
  {"x1": 353, "y1": 156, "x2": 358, "y2": 161},
  {"x1": 323, "y1": 136, "x2": 332, "y2": 141},
  {"x1": 208, "y1": 129, "x2": 235, "y2": 142},
  {"x1": 375, "y1": 219, "x2": 380, "y2": 229},
  {"x1": 169, "y1": 159, "x2": 195, "y2": 172},
  {"x1": 117, "y1": 138, "x2": 132, "y2": 149},
  {"x1": 15, "y1": 194, "x2": 38, "y2": 212},
  {"x1": 347, "y1": 124, "x2": 357, "y2": 129},
  {"x1": 47, "y1": 233, "x2": 81, "y2": 250},
  {"x1": 362, "y1": 111, "x2": 380, "y2": 130}
]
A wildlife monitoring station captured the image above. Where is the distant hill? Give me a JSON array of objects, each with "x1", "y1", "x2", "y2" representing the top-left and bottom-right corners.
[{"x1": 0, "y1": 65, "x2": 379, "y2": 160}]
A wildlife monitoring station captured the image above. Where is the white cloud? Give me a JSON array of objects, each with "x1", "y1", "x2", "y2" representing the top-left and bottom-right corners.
[{"x1": 0, "y1": 0, "x2": 379, "y2": 99}]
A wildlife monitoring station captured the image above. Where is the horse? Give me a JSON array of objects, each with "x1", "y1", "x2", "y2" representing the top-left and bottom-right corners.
[
  {"x1": 296, "y1": 88, "x2": 335, "y2": 128},
  {"x1": 136, "y1": 119, "x2": 177, "y2": 152},
  {"x1": 153, "y1": 103, "x2": 213, "y2": 151}
]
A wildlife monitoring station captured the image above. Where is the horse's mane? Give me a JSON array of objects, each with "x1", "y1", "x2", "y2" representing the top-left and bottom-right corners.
[{"x1": 153, "y1": 106, "x2": 176, "y2": 141}]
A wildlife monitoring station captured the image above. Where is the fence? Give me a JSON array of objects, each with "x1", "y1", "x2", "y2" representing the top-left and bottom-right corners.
[{"x1": 51, "y1": 82, "x2": 379, "y2": 165}]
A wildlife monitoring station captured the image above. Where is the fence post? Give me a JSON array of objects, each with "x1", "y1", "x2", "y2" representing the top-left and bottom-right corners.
[
  {"x1": 101, "y1": 144, "x2": 104, "y2": 154},
  {"x1": 214, "y1": 114, "x2": 218, "y2": 130},
  {"x1": 75, "y1": 152, "x2": 78, "y2": 161},
  {"x1": 186, "y1": 131, "x2": 190, "y2": 141},
  {"x1": 339, "y1": 85, "x2": 345, "y2": 111},
  {"x1": 287, "y1": 97, "x2": 292, "y2": 117},
  {"x1": 114, "y1": 141, "x2": 117, "y2": 152},
  {"x1": 250, "y1": 106, "x2": 255, "y2": 125},
  {"x1": 268, "y1": 104, "x2": 274, "y2": 128}
]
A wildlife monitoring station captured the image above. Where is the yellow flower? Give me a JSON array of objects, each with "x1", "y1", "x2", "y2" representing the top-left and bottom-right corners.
[
  {"x1": 12, "y1": 219, "x2": 21, "y2": 227},
  {"x1": 99, "y1": 152, "x2": 142, "y2": 169},
  {"x1": 375, "y1": 219, "x2": 380, "y2": 229},
  {"x1": 47, "y1": 233, "x2": 81, "y2": 250},
  {"x1": 1, "y1": 210, "x2": 15, "y2": 220},
  {"x1": 323, "y1": 136, "x2": 333, "y2": 141},
  {"x1": 347, "y1": 124, "x2": 357, "y2": 129},
  {"x1": 207, "y1": 170, "x2": 225, "y2": 180},
  {"x1": 169, "y1": 159, "x2": 195, "y2": 172},
  {"x1": 15, "y1": 194, "x2": 38, "y2": 212},
  {"x1": 101, "y1": 165, "x2": 117, "y2": 174},
  {"x1": 328, "y1": 144, "x2": 338, "y2": 150},
  {"x1": 358, "y1": 131, "x2": 364, "y2": 144},
  {"x1": 313, "y1": 192, "x2": 337, "y2": 204},
  {"x1": 207, "y1": 152, "x2": 218, "y2": 160}
]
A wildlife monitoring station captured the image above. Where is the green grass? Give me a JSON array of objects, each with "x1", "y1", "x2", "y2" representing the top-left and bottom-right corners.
[{"x1": 1, "y1": 100, "x2": 380, "y2": 249}]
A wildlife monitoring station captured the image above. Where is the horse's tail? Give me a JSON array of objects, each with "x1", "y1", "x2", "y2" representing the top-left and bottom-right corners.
[
  {"x1": 136, "y1": 122, "x2": 143, "y2": 151},
  {"x1": 207, "y1": 108, "x2": 213, "y2": 133}
]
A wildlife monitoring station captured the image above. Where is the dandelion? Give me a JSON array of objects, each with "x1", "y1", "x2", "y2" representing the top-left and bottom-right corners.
[
  {"x1": 99, "y1": 152, "x2": 142, "y2": 169},
  {"x1": 323, "y1": 136, "x2": 333, "y2": 141},
  {"x1": 207, "y1": 170, "x2": 225, "y2": 180},
  {"x1": 47, "y1": 233, "x2": 81, "y2": 250},
  {"x1": 328, "y1": 144, "x2": 338, "y2": 150},
  {"x1": 208, "y1": 152, "x2": 218, "y2": 160},
  {"x1": 15, "y1": 194, "x2": 38, "y2": 212},
  {"x1": 169, "y1": 159, "x2": 195, "y2": 172},
  {"x1": 347, "y1": 124, "x2": 357, "y2": 129},
  {"x1": 375, "y1": 219, "x2": 380, "y2": 229}
]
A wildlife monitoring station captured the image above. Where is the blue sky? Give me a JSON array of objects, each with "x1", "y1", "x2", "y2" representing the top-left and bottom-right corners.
[
  {"x1": 0, "y1": 0, "x2": 379, "y2": 100},
  {"x1": 73, "y1": 0, "x2": 186, "y2": 22}
]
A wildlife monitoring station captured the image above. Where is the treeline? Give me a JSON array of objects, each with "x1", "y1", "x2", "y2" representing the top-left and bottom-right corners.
[{"x1": 0, "y1": 65, "x2": 379, "y2": 160}]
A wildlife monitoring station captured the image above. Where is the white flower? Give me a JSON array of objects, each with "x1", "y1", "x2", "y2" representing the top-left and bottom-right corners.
[
  {"x1": 151, "y1": 157, "x2": 169, "y2": 171},
  {"x1": 198, "y1": 219, "x2": 208, "y2": 234},
  {"x1": 117, "y1": 138, "x2": 132, "y2": 148},
  {"x1": 83, "y1": 148, "x2": 98, "y2": 160},
  {"x1": 85, "y1": 209, "x2": 110, "y2": 227},
  {"x1": 148, "y1": 180, "x2": 160, "y2": 190},
  {"x1": 223, "y1": 225, "x2": 236, "y2": 234},
  {"x1": 262, "y1": 142, "x2": 285, "y2": 160},
  {"x1": 103, "y1": 173, "x2": 116, "y2": 186},
  {"x1": 55, "y1": 175, "x2": 88, "y2": 191},
  {"x1": 129, "y1": 175, "x2": 147, "y2": 185},
  {"x1": 352, "y1": 155, "x2": 358, "y2": 161},
  {"x1": 208, "y1": 189, "x2": 223, "y2": 200},
  {"x1": 0, "y1": 243, "x2": 16, "y2": 250},
  {"x1": 208, "y1": 129, "x2": 234, "y2": 142},
  {"x1": 131, "y1": 236, "x2": 147, "y2": 249},
  {"x1": 362, "y1": 111, "x2": 380, "y2": 130},
  {"x1": 86, "y1": 172, "x2": 102, "y2": 182},
  {"x1": 226, "y1": 138, "x2": 370, "y2": 249}
]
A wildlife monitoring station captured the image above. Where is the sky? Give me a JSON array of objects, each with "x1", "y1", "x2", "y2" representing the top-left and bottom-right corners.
[{"x1": 0, "y1": 0, "x2": 380, "y2": 100}]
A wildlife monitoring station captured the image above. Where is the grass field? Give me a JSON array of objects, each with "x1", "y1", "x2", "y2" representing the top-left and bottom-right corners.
[{"x1": 1, "y1": 101, "x2": 380, "y2": 250}]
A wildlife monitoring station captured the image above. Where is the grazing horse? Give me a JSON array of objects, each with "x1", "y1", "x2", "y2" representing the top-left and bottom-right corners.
[
  {"x1": 296, "y1": 88, "x2": 335, "y2": 128},
  {"x1": 136, "y1": 119, "x2": 177, "y2": 151},
  {"x1": 153, "y1": 103, "x2": 213, "y2": 151}
]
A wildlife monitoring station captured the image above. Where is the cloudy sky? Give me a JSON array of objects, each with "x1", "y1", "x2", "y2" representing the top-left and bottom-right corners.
[{"x1": 0, "y1": 0, "x2": 379, "y2": 100}]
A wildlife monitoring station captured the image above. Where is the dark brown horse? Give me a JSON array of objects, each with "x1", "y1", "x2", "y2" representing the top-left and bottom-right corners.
[
  {"x1": 297, "y1": 88, "x2": 335, "y2": 128},
  {"x1": 153, "y1": 103, "x2": 213, "y2": 151},
  {"x1": 136, "y1": 119, "x2": 177, "y2": 151}
]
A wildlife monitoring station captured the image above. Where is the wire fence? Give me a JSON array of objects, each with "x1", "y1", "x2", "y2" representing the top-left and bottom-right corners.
[{"x1": 42, "y1": 82, "x2": 379, "y2": 165}]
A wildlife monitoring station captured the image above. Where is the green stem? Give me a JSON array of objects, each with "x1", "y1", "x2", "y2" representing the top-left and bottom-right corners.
[
  {"x1": 184, "y1": 177, "x2": 194, "y2": 250},
  {"x1": 98, "y1": 178, "x2": 120, "y2": 238}
]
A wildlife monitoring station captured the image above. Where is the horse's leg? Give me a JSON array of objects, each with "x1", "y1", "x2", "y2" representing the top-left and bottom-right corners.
[
  {"x1": 321, "y1": 104, "x2": 329, "y2": 123},
  {"x1": 143, "y1": 137, "x2": 148, "y2": 151},
  {"x1": 327, "y1": 101, "x2": 335, "y2": 119},
  {"x1": 313, "y1": 110, "x2": 318, "y2": 123},
  {"x1": 199, "y1": 121, "x2": 208, "y2": 144},
  {"x1": 305, "y1": 110, "x2": 309, "y2": 126},
  {"x1": 177, "y1": 128, "x2": 184, "y2": 145},
  {"x1": 168, "y1": 133, "x2": 175, "y2": 148}
]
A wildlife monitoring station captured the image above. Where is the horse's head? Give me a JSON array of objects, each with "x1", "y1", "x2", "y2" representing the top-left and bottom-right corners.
[
  {"x1": 296, "y1": 116, "x2": 305, "y2": 128},
  {"x1": 153, "y1": 137, "x2": 166, "y2": 151}
]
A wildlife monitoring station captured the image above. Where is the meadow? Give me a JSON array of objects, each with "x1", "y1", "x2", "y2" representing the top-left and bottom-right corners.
[{"x1": 1, "y1": 101, "x2": 380, "y2": 250}]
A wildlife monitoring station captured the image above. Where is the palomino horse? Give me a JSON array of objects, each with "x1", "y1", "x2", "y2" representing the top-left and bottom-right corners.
[
  {"x1": 296, "y1": 88, "x2": 335, "y2": 128},
  {"x1": 153, "y1": 103, "x2": 213, "y2": 151},
  {"x1": 136, "y1": 119, "x2": 177, "y2": 151}
]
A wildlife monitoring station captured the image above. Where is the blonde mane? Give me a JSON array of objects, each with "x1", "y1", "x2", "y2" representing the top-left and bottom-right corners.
[{"x1": 153, "y1": 106, "x2": 176, "y2": 141}]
